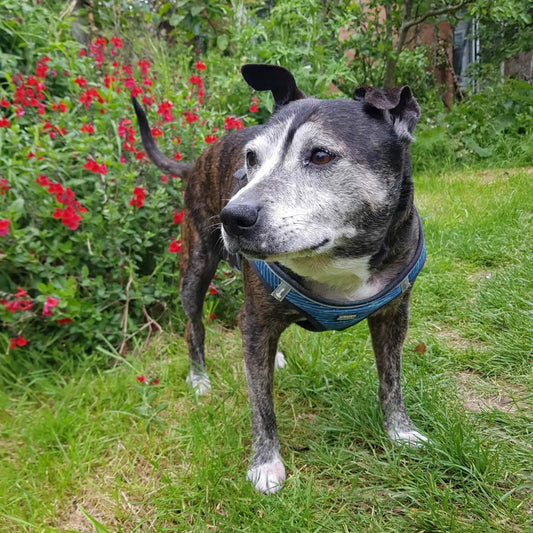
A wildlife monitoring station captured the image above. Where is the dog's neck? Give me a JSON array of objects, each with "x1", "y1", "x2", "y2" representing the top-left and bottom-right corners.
[{"x1": 278, "y1": 254, "x2": 380, "y2": 302}]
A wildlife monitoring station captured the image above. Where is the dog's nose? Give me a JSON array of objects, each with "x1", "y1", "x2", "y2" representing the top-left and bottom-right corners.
[{"x1": 220, "y1": 203, "x2": 260, "y2": 236}]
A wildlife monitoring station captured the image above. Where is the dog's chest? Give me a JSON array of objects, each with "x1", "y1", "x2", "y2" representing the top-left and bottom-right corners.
[{"x1": 281, "y1": 254, "x2": 381, "y2": 302}]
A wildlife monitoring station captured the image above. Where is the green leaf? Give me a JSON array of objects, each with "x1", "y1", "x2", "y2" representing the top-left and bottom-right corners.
[
  {"x1": 217, "y1": 35, "x2": 229, "y2": 51},
  {"x1": 169, "y1": 14, "x2": 185, "y2": 26},
  {"x1": 463, "y1": 136, "x2": 491, "y2": 158},
  {"x1": 8, "y1": 198, "x2": 25, "y2": 221}
]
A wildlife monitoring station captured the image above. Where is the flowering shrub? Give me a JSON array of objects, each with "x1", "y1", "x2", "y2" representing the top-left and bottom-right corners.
[{"x1": 0, "y1": 34, "x2": 259, "y2": 357}]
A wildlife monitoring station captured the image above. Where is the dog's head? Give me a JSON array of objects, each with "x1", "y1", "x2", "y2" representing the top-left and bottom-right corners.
[{"x1": 221, "y1": 65, "x2": 420, "y2": 270}]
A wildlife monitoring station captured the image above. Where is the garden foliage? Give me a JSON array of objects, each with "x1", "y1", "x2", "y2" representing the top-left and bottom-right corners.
[{"x1": 0, "y1": 15, "x2": 257, "y2": 358}]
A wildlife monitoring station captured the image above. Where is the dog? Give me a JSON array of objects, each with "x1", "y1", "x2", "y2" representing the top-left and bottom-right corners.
[{"x1": 132, "y1": 64, "x2": 427, "y2": 494}]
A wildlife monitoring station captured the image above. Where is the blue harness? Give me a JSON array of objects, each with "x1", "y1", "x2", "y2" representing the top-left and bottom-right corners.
[{"x1": 248, "y1": 217, "x2": 426, "y2": 332}]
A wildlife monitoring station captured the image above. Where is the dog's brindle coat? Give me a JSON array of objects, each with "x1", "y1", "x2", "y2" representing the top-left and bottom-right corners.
[{"x1": 133, "y1": 64, "x2": 427, "y2": 494}]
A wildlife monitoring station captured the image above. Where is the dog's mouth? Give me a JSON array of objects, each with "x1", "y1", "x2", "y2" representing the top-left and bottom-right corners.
[{"x1": 226, "y1": 236, "x2": 333, "y2": 262}]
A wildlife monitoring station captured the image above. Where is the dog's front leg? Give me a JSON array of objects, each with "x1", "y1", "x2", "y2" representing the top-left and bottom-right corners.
[
  {"x1": 239, "y1": 295, "x2": 287, "y2": 494},
  {"x1": 367, "y1": 291, "x2": 428, "y2": 446}
]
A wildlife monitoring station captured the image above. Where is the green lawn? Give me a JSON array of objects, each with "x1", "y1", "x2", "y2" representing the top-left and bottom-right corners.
[{"x1": 1, "y1": 168, "x2": 532, "y2": 532}]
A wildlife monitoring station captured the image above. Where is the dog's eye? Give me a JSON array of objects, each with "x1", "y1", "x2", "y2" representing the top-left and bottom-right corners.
[
  {"x1": 310, "y1": 149, "x2": 333, "y2": 166},
  {"x1": 246, "y1": 151, "x2": 258, "y2": 168}
]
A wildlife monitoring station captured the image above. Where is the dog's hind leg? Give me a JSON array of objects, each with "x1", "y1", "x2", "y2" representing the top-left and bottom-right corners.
[
  {"x1": 367, "y1": 291, "x2": 428, "y2": 446},
  {"x1": 179, "y1": 220, "x2": 221, "y2": 395}
]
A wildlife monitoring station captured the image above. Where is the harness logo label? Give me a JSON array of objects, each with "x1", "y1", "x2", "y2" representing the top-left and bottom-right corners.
[
  {"x1": 271, "y1": 281, "x2": 291, "y2": 302},
  {"x1": 336, "y1": 314, "x2": 359, "y2": 321}
]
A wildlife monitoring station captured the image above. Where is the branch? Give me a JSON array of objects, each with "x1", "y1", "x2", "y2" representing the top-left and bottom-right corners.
[
  {"x1": 119, "y1": 274, "x2": 133, "y2": 355},
  {"x1": 402, "y1": 0, "x2": 471, "y2": 32},
  {"x1": 60, "y1": 0, "x2": 79, "y2": 19}
]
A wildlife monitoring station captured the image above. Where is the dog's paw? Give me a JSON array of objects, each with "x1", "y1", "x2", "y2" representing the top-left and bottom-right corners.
[
  {"x1": 247, "y1": 459, "x2": 286, "y2": 494},
  {"x1": 186, "y1": 369, "x2": 211, "y2": 396},
  {"x1": 387, "y1": 426, "x2": 428, "y2": 447},
  {"x1": 274, "y1": 351, "x2": 287, "y2": 369}
]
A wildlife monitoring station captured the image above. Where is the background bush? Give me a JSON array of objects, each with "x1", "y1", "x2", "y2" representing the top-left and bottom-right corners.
[{"x1": 0, "y1": 8, "x2": 258, "y2": 360}]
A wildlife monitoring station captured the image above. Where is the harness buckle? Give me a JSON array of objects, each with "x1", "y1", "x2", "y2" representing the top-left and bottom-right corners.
[{"x1": 400, "y1": 276, "x2": 411, "y2": 293}]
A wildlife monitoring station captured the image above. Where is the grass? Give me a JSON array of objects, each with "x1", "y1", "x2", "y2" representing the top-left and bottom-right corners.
[{"x1": 1, "y1": 167, "x2": 532, "y2": 532}]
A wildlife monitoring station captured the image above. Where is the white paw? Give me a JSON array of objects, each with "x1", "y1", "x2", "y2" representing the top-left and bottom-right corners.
[
  {"x1": 274, "y1": 351, "x2": 287, "y2": 369},
  {"x1": 388, "y1": 427, "x2": 428, "y2": 447},
  {"x1": 186, "y1": 369, "x2": 211, "y2": 396},
  {"x1": 246, "y1": 459, "x2": 286, "y2": 494}
]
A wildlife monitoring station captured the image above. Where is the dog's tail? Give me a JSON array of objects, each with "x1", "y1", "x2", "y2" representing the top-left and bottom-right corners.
[{"x1": 132, "y1": 97, "x2": 194, "y2": 179}]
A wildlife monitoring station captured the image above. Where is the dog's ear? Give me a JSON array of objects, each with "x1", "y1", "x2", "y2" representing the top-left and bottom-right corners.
[
  {"x1": 241, "y1": 64, "x2": 306, "y2": 111},
  {"x1": 353, "y1": 86, "x2": 420, "y2": 142}
]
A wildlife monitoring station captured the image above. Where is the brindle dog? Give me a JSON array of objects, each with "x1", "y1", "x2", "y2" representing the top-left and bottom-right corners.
[{"x1": 133, "y1": 64, "x2": 426, "y2": 494}]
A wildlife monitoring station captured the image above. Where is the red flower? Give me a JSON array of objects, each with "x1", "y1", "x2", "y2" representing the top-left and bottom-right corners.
[
  {"x1": 204, "y1": 134, "x2": 217, "y2": 144},
  {"x1": 14, "y1": 287, "x2": 27, "y2": 298},
  {"x1": 168, "y1": 238, "x2": 182, "y2": 253},
  {"x1": 136, "y1": 375, "x2": 147, "y2": 383},
  {"x1": 0, "y1": 178, "x2": 9, "y2": 195},
  {"x1": 189, "y1": 75, "x2": 203, "y2": 88},
  {"x1": 73, "y1": 76, "x2": 87, "y2": 87},
  {"x1": 173, "y1": 152, "x2": 183, "y2": 161},
  {"x1": 0, "y1": 116, "x2": 10, "y2": 128},
  {"x1": 79, "y1": 87, "x2": 104, "y2": 109},
  {"x1": 35, "y1": 57, "x2": 49, "y2": 78},
  {"x1": 208, "y1": 285, "x2": 218, "y2": 295},
  {"x1": 84, "y1": 158, "x2": 107, "y2": 175},
  {"x1": 157, "y1": 100, "x2": 174, "y2": 122},
  {"x1": 36, "y1": 174, "x2": 50, "y2": 186},
  {"x1": 129, "y1": 186, "x2": 146, "y2": 208},
  {"x1": 52, "y1": 101, "x2": 67, "y2": 113},
  {"x1": 151, "y1": 126, "x2": 163, "y2": 137},
  {"x1": 195, "y1": 60, "x2": 207, "y2": 71},
  {"x1": 138, "y1": 59, "x2": 150, "y2": 76},
  {"x1": 157, "y1": 101, "x2": 172, "y2": 115},
  {"x1": 103, "y1": 74, "x2": 116, "y2": 88},
  {"x1": 9, "y1": 336, "x2": 28, "y2": 349},
  {"x1": 224, "y1": 116, "x2": 244, "y2": 130},
  {"x1": 173, "y1": 210, "x2": 184, "y2": 225},
  {"x1": 80, "y1": 122, "x2": 94, "y2": 134},
  {"x1": 42, "y1": 296, "x2": 59, "y2": 317},
  {"x1": 0, "y1": 97, "x2": 10, "y2": 108},
  {"x1": 54, "y1": 206, "x2": 82, "y2": 230},
  {"x1": 184, "y1": 111, "x2": 198, "y2": 123},
  {"x1": 117, "y1": 118, "x2": 132, "y2": 137},
  {"x1": 141, "y1": 95, "x2": 153, "y2": 106},
  {"x1": 110, "y1": 36, "x2": 123, "y2": 48},
  {"x1": 0, "y1": 219, "x2": 9, "y2": 236},
  {"x1": 56, "y1": 317, "x2": 73, "y2": 325},
  {"x1": 249, "y1": 103, "x2": 259, "y2": 113}
]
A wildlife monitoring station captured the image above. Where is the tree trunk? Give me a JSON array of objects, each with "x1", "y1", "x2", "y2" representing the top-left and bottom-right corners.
[{"x1": 383, "y1": 0, "x2": 413, "y2": 88}]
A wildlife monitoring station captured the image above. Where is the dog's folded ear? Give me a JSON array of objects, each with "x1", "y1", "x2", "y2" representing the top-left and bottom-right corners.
[
  {"x1": 241, "y1": 64, "x2": 306, "y2": 111},
  {"x1": 353, "y1": 86, "x2": 420, "y2": 142}
]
